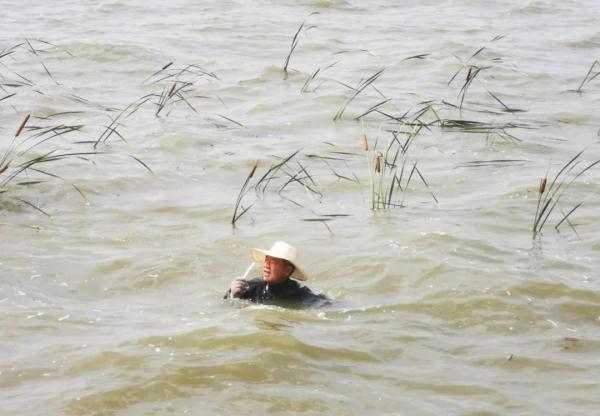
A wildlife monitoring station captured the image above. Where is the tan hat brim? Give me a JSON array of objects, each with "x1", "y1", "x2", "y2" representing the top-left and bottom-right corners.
[{"x1": 251, "y1": 248, "x2": 308, "y2": 281}]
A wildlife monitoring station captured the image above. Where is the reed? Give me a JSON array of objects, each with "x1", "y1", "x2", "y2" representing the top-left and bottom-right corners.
[
  {"x1": 532, "y1": 150, "x2": 600, "y2": 237},
  {"x1": 334, "y1": 69, "x2": 385, "y2": 120},
  {"x1": 0, "y1": 109, "x2": 152, "y2": 214},
  {"x1": 232, "y1": 161, "x2": 258, "y2": 227},
  {"x1": 487, "y1": 90, "x2": 526, "y2": 113},
  {"x1": 93, "y1": 94, "x2": 154, "y2": 148},
  {"x1": 254, "y1": 150, "x2": 300, "y2": 194},
  {"x1": 575, "y1": 60, "x2": 600, "y2": 93},
  {"x1": 363, "y1": 127, "x2": 437, "y2": 210},
  {"x1": 230, "y1": 148, "x2": 331, "y2": 227},
  {"x1": 282, "y1": 21, "x2": 306, "y2": 78}
]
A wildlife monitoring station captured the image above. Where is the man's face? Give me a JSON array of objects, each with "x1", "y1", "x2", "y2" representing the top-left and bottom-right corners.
[{"x1": 263, "y1": 255, "x2": 293, "y2": 284}]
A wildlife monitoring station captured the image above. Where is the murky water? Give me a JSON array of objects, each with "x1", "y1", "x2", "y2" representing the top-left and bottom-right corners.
[{"x1": 2, "y1": 1, "x2": 600, "y2": 415}]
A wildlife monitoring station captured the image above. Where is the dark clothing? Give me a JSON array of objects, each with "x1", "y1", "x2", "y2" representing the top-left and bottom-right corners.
[{"x1": 224, "y1": 277, "x2": 329, "y2": 308}]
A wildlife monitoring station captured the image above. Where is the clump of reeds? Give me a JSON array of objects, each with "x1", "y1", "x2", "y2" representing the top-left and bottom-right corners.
[
  {"x1": 0, "y1": 113, "x2": 100, "y2": 214},
  {"x1": 0, "y1": 108, "x2": 155, "y2": 215},
  {"x1": 532, "y1": 150, "x2": 600, "y2": 237},
  {"x1": 144, "y1": 63, "x2": 218, "y2": 117},
  {"x1": 363, "y1": 127, "x2": 437, "y2": 210},
  {"x1": 231, "y1": 150, "x2": 325, "y2": 227}
]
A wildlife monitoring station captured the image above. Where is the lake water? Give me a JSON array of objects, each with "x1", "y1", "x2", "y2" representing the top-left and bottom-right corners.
[{"x1": 2, "y1": 1, "x2": 600, "y2": 415}]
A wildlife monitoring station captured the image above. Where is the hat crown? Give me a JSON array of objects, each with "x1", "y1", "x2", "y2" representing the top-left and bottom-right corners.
[{"x1": 269, "y1": 241, "x2": 297, "y2": 261}]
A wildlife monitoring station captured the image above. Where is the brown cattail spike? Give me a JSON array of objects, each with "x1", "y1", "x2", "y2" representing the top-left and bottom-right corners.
[
  {"x1": 167, "y1": 83, "x2": 176, "y2": 97},
  {"x1": 466, "y1": 66, "x2": 473, "y2": 82},
  {"x1": 363, "y1": 134, "x2": 369, "y2": 151},
  {"x1": 249, "y1": 161, "x2": 258, "y2": 178},
  {"x1": 374, "y1": 154, "x2": 381, "y2": 173},
  {"x1": 539, "y1": 177, "x2": 547, "y2": 194},
  {"x1": 15, "y1": 114, "x2": 30, "y2": 137}
]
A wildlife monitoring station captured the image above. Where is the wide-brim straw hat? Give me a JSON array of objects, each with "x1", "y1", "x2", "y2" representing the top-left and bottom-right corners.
[{"x1": 251, "y1": 241, "x2": 308, "y2": 281}]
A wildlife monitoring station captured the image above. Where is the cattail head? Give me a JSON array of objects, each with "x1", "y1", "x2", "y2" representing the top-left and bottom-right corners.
[
  {"x1": 167, "y1": 83, "x2": 176, "y2": 97},
  {"x1": 249, "y1": 161, "x2": 258, "y2": 178},
  {"x1": 374, "y1": 154, "x2": 381, "y2": 173},
  {"x1": 15, "y1": 114, "x2": 30, "y2": 137},
  {"x1": 466, "y1": 66, "x2": 473, "y2": 82},
  {"x1": 539, "y1": 177, "x2": 547, "y2": 194},
  {"x1": 363, "y1": 134, "x2": 369, "y2": 151}
]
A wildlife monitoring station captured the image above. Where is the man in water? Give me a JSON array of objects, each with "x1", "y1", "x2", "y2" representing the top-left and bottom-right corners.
[{"x1": 225, "y1": 241, "x2": 328, "y2": 307}]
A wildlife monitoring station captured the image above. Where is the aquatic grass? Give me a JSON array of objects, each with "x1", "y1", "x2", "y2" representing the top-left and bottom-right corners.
[
  {"x1": 301, "y1": 217, "x2": 334, "y2": 235},
  {"x1": 0, "y1": 149, "x2": 102, "y2": 191},
  {"x1": 19, "y1": 124, "x2": 85, "y2": 154},
  {"x1": 0, "y1": 92, "x2": 16, "y2": 102},
  {"x1": 440, "y1": 118, "x2": 525, "y2": 143},
  {"x1": 61, "y1": 93, "x2": 115, "y2": 112},
  {"x1": 0, "y1": 42, "x2": 166, "y2": 215},
  {"x1": 231, "y1": 150, "x2": 330, "y2": 227},
  {"x1": 282, "y1": 20, "x2": 313, "y2": 78},
  {"x1": 144, "y1": 63, "x2": 219, "y2": 85},
  {"x1": 532, "y1": 150, "x2": 600, "y2": 237},
  {"x1": 448, "y1": 34, "x2": 505, "y2": 86},
  {"x1": 487, "y1": 90, "x2": 526, "y2": 113},
  {"x1": 448, "y1": 47, "x2": 486, "y2": 86},
  {"x1": 24, "y1": 38, "x2": 60, "y2": 85},
  {"x1": 355, "y1": 99, "x2": 391, "y2": 120},
  {"x1": 1, "y1": 39, "x2": 72, "y2": 95},
  {"x1": 301, "y1": 61, "x2": 337, "y2": 93},
  {"x1": 0, "y1": 109, "x2": 152, "y2": 214},
  {"x1": 334, "y1": 68, "x2": 385, "y2": 120},
  {"x1": 93, "y1": 94, "x2": 154, "y2": 148},
  {"x1": 232, "y1": 161, "x2": 258, "y2": 227},
  {"x1": 254, "y1": 150, "x2": 300, "y2": 194},
  {"x1": 217, "y1": 114, "x2": 244, "y2": 128},
  {"x1": 142, "y1": 62, "x2": 173, "y2": 84},
  {"x1": 575, "y1": 60, "x2": 600, "y2": 93},
  {"x1": 277, "y1": 163, "x2": 322, "y2": 198},
  {"x1": 0, "y1": 42, "x2": 25, "y2": 60},
  {"x1": 282, "y1": 22, "x2": 304, "y2": 77},
  {"x1": 155, "y1": 82, "x2": 189, "y2": 116},
  {"x1": 128, "y1": 155, "x2": 153, "y2": 173},
  {"x1": 15, "y1": 197, "x2": 50, "y2": 216},
  {"x1": 455, "y1": 159, "x2": 528, "y2": 168},
  {"x1": 458, "y1": 65, "x2": 484, "y2": 113},
  {"x1": 140, "y1": 63, "x2": 219, "y2": 118},
  {"x1": 363, "y1": 127, "x2": 437, "y2": 210},
  {"x1": 0, "y1": 114, "x2": 31, "y2": 174}
]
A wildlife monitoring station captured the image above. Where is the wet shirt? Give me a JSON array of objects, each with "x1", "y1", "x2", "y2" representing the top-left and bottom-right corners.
[{"x1": 225, "y1": 277, "x2": 329, "y2": 308}]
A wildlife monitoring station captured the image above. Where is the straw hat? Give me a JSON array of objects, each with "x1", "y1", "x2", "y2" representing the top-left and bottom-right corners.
[{"x1": 251, "y1": 241, "x2": 308, "y2": 281}]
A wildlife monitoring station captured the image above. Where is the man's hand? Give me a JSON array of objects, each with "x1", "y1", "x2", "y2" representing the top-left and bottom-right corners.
[{"x1": 229, "y1": 278, "x2": 249, "y2": 298}]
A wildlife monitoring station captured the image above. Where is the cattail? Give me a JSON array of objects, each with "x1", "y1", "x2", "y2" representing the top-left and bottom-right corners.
[
  {"x1": 539, "y1": 177, "x2": 547, "y2": 194},
  {"x1": 167, "y1": 83, "x2": 176, "y2": 97},
  {"x1": 363, "y1": 134, "x2": 369, "y2": 151},
  {"x1": 15, "y1": 114, "x2": 30, "y2": 137},
  {"x1": 374, "y1": 154, "x2": 381, "y2": 173},
  {"x1": 249, "y1": 161, "x2": 258, "y2": 178},
  {"x1": 466, "y1": 66, "x2": 473, "y2": 82}
]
